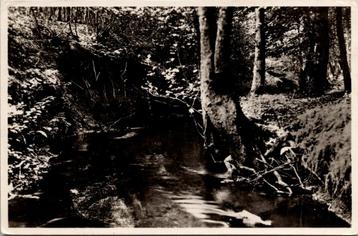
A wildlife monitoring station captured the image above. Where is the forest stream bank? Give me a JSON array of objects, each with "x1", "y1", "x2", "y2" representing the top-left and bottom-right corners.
[
  {"x1": 7, "y1": 7, "x2": 351, "y2": 227},
  {"x1": 9, "y1": 122, "x2": 350, "y2": 227}
]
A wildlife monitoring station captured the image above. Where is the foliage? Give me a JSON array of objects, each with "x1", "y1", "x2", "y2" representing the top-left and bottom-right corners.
[
  {"x1": 8, "y1": 10, "x2": 98, "y2": 196},
  {"x1": 106, "y1": 7, "x2": 200, "y2": 102},
  {"x1": 7, "y1": 67, "x2": 67, "y2": 195},
  {"x1": 8, "y1": 146, "x2": 57, "y2": 197},
  {"x1": 264, "y1": 7, "x2": 351, "y2": 92},
  {"x1": 7, "y1": 7, "x2": 352, "y2": 224}
]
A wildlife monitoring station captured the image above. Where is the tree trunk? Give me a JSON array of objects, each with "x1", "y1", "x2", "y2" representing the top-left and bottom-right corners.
[
  {"x1": 299, "y1": 7, "x2": 329, "y2": 96},
  {"x1": 62, "y1": 7, "x2": 67, "y2": 22},
  {"x1": 251, "y1": 7, "x2": 266, "y2": 94},
  {"x1": 66, "y1": 7, "x2": 71, "y2": 22},
  {"x1": 336, "y1": 7, "x2": 351, "y2": 93},
  {"x1": 198, "y1": 7, "x2": 250, "y2": 164},
  {"x1": 57, "y1": 7, "x2": 62, "y2": 21}
]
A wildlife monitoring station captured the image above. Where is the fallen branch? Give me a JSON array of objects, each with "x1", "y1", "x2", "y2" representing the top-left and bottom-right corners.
[
  {"x1": 108, "y1": 113, "x2": 135, "y2": 128},
  {"x1": 263, "y1": 179, "x2": 285, "y2": 194},
  {"x1": 290, "y1": 163, "x2": 304, "y2": 188},
  {"x1": 283, "y1": 152, "x2": 305, "y2": 188},
  {"x1": 254, "y1": 146, "x2": 293, "y2": 195},
  {"x1": 239, "y1": 163, "x2": 285, "y2": 194},
  {"x1": 252, "y1": 161, "x2": 291, "y2": 182}
]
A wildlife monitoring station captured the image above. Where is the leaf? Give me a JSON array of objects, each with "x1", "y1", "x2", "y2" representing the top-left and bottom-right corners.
[
  {"x1": 280, "y1": 146, "x2": 291, "y2": 156},
  {"x1": 287, "y1": 140, "x2": 296, "y2": 148},
  {"x1": 70, "y1": 189, "x2": 79, "y2": 195},
  {"x1": 36, "y1": 130, "x2": 48, "y2": 138},
  {"x1": 42, "y1": 126, "x2": 53, "y2": 132}
]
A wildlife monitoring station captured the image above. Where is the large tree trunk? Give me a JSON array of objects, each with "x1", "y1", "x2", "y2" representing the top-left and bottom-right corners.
[
  {"x1": 251, "y1": 7, "x2": 266, "y2": 94},
  {"x1": 299, "y1": 7, "x2": 329, "y2": 96},
  {"x1": 198, "y1": 7, "x2": 251, "y2": 164},
  {"x1": 336, "y1": 7, "x2": 351, "y2": 93}
]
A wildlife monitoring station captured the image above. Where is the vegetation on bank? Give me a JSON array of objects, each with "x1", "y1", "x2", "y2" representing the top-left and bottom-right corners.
[{"x1": 7, "y1": 6, "x2": 351, "y2": 223}]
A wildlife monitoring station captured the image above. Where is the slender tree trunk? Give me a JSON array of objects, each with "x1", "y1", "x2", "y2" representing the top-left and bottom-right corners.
[
  {"x1": 198, "y1": 7, "x2": 250, "y2": 164},
  {"x1": 48, "y1": 7, "x2": 55, "y2": 21},
  {"x1": 299, "y1": 13, "x2": 308, "y2": 89},
  {"x1": 57, "y1": 7, "x2": 62, "y2": 21},
  {"x1": 62, "y1": 7, "x2": 66, "y2": 22},
  {"x1": 336, "y1": 7, "x2": 351, "y2": 93},
  {"x1": 299, "y1": 7, "x2": 329, "y2": 96},
  {"x1": 66, "y1": 7, "x2": 71, "y2": 22},
  {"x1": 251, "y1": 7, "x2": 266, "y2": 94},
  {"x1": 193, "y1": 9, "x2": 201, "y2": 59},
  {"x1": 317, "y1": 8, "x2": 330, "y2": 90}
]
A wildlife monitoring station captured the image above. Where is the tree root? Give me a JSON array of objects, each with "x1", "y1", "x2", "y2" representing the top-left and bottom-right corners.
[{"x1": 228, "y1": 124, "x2": 312, "y2": 196}]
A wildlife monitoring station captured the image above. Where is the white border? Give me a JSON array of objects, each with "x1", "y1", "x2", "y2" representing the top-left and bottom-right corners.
[{"x1": 1, "y1": 0, "x2": 357, "y2": 235}]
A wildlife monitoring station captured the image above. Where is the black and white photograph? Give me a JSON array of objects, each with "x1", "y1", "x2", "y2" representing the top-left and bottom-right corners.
[{"x1": 0, "y1": 0, "x2": 357, "y2": 234}]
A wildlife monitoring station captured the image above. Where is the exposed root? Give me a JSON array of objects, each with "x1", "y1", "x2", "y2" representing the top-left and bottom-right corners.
[{"x1": 226, "y1": 121, "x2": 310, "y2": 196}]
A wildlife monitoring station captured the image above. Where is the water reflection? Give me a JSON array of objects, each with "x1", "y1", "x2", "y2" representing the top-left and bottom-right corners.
[{"x1": 9, "y1": 123, "x2": 350, "y2": 227}]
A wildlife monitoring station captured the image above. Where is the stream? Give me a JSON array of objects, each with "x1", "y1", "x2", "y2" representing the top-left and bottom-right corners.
[{"x1": 9, "y1": 123, "x2": 350, "y2": 227}]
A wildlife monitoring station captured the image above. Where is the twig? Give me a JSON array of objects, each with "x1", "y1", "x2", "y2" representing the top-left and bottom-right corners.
[
  {"x1": 191, "y1": 114, "x2": 205, "y2": 139},
  {"x1": 238, "y1": 164, "x2": 258, "y2": 175},
  {"x1": 301, "y1": 161, "x2": 324, "y2": 185},
  {"x1": 110, "y1": 78, "x2": 116, "y2": 99},
  {"x1": 252, "y1": 161, "x2": 291, "y2": 182},
  {"x1": 120, "y1": 61, "x2": 128, "y2": 97},
  {"x1": 240, "y1": 162, "x2": 284, "y2": 194},
  {"x1": 290, "y1": 163, "x2": 304, "y2": 187},
  {"x1": 108, "y1": 113, "x2": 135, "y2": 128},
  {"x1": 92, "y1": 60, "x2": 101, "y2": 81},
  {"x1": 263, "y1": 179, "x2": 284, "y2": 194},
  {"x1": 146, "y1": 90, "x2": 201, "y2": 114},
  {"x1": 283, "y1": 152, "x2": 305, "y2": 188},
  {"x1": 255, "y1": 146, "x2": 293, "y2": 195},
  {"x1": 70, "y1": 80, "x2": 84, "y2": 90},
  {"x1": 191, "y1": 90, "x2": 200, "y2": 108}
]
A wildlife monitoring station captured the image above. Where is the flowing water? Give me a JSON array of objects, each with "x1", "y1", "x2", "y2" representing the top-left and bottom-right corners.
[{"x1": 9, "y1": 123, "x2": 350, "y2": 227}]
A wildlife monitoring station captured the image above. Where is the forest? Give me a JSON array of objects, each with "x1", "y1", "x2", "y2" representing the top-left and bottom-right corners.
[{"x1": 6, "y1": 6, "x2": 351, "y2": 228}]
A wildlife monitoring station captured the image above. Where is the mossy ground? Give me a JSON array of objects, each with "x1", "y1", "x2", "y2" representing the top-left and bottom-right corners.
[{"x1": 241, "y1": 93, "x2": 351, "y2": 222}]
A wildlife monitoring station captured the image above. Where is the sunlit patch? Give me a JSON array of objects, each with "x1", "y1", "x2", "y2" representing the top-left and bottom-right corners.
[
  {"x1": 113, "y1": 131, "x2": 138, "y2": 140},
  {"x1": 170, "y1": 194, "x2": 272, "y2": 227},
  {"x1": 181, "y1": 166, "x2": 208, "y2": 175},
  {"x1": 171, "y1": 195, "x2": 222, "y2": 221}
]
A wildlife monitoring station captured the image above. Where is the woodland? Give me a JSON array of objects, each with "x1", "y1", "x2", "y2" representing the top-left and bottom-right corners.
[{"x1": 7, "y1": 6, "x2": 351, "y2": 227}]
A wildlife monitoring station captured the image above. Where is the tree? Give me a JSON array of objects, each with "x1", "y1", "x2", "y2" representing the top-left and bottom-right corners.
[
  {"x1": 299, "y1": 7, "x2": 329, "y2": 96},
  {"x1": 198, "y1": 7, "x2": 254, "y2": 164},
  {"x1": 336, "y1": 7, "x2": 351, "y2": 93},
  {"x1": 250, "y1": 7, "x2": 266, "y2": 94}
]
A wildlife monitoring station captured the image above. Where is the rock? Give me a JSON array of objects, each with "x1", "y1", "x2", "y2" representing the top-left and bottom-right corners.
[{"x1": 79, "y1": 196, "x2": 135, "y2": 227}]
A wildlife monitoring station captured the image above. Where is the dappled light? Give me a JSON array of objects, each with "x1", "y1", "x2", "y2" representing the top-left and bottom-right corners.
[{"x1": 6, "y1": 6, "x2": 351, "y2": 229}]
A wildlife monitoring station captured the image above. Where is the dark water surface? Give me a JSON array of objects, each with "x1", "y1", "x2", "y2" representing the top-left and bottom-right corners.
[{"x1": 9, "y1": 123, "x2": 350, "y2": 227}]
